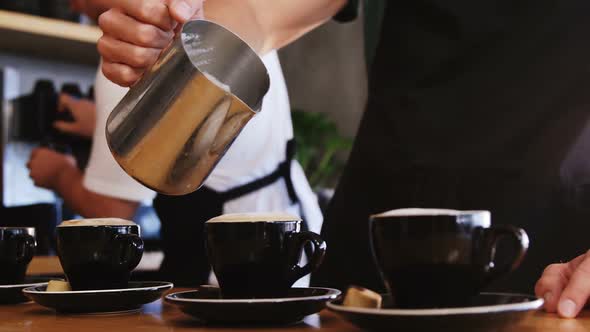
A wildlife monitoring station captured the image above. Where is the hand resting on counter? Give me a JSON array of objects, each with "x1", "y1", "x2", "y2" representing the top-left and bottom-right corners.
[{"x1": 536, "y1": 251, "x2": 590, "y2": 318}]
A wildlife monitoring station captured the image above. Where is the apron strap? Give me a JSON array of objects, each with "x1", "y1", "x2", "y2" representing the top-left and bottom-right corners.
[
  {"x1": 218, "y1": 139, "x2": 299, "y2": 205},
  {"x1": 217, "y1": 139, "x2": 312, "y2": 253},
  {"x1": 283, "y1": 139, "x2": 298, "y2": 204}
]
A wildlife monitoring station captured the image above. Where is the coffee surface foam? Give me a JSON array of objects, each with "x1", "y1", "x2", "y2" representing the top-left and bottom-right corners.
[
  {"x1": 58, "y1": 218, "x2": 137, "y2": 227},
  {"x1": 206, "y1": 212, "x2": 301, "y2": 223}
]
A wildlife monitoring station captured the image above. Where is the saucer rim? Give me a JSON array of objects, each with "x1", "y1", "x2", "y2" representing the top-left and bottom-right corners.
[
  {"x1": 0, "y1": 277, "x2": 56, "y2": 289},
  {"x1": 0, "y1": 281, "x2": 49, "y2": 289},
  {"x1": 59, "y1": 308, "x2": 142, "y2": 316},
  {"x1": 327, "y1": 292, "x2": 544, "y2": 316},
  {"x1": 165, "y1": 287, "x2": 341, "y2": 304},
  {"x1": 22, "y1": 281, "x2": 174, "y2": 295}
]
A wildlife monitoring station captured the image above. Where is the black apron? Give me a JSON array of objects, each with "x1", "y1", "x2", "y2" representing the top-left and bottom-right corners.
[
  {"x1": 154, "y1": 140, "x2": 303, "y2": 286},
  {"x1": 312, "y1": 0, "x2": 590, "y2": 293}
]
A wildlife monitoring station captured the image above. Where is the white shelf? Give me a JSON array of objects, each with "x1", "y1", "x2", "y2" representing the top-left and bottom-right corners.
[{"x1": 0, "y1": 10, "x2": 101, "y2": 65}]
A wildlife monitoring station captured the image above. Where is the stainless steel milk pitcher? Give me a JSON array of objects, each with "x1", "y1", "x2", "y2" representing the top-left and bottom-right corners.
[{"x1": 105, "y1": 20, "x2": 270, "y2": 195}]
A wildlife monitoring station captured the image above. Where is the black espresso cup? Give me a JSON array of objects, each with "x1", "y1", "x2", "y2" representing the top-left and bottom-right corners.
[
  {"x1": 205, "y1": 213, "x2": 327, "y2": 298},
  {"x1": 370, "y1": 208, "x2": 529, "y2": 309},
  {"x1": 56, "y1": 219, "x2": 144, "y2": 290},
  {"x1": 0, "y1": 227, "x2": 36, "y2": 284}
]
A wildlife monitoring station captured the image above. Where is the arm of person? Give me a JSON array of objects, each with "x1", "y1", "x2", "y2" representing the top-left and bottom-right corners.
[
  {"x1": 204, "y1": 0, "x2": 349, "y2": 54},
  {"x1": 53, "y1": 162, "x2": 139, "y2": 219},
  {"x1": 28, "y1": 148, "x2": 138, "y2": 219},
  {"x1": 535, "y1": 251, "x2": 590, "y2": 318},
  {"x1": 98, "y1": 0, "x2": 348, "y2": 86}
]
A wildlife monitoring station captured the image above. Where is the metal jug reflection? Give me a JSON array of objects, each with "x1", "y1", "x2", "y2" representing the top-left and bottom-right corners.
[{"x1": 105, "y1": 20, "x2": 270, "y2": 195}]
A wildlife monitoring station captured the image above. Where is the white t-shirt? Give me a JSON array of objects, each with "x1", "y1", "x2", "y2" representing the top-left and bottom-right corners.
[
  {"x1": 83, "y1": 65, "x2": 156, "y2": 202},
  {"x1": 84, "y1": 51, "x2": 322, "y2": 234}
]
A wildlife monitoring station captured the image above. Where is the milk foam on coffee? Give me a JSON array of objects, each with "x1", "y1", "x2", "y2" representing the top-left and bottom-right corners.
[
  {"x1": 58, "y1": 218, "x2": 137, "y2": 227},
  {"x1": 206, "y1": 212, "x2": 301, "y2": 223},
  {"x1": 373, "y1": 208, "x2": 491, "y2": 226}
]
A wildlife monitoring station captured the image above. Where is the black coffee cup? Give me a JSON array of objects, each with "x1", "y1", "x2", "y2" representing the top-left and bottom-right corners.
[
  {"x1": 0, "y1": 227, "x2": 36, "y2": 284},
  {"x1": 205, "y1": 213, "x2": 327, "y2": 298},
  {"x1": 56, "y1": 219, "x2": 144, "y2": 290},
  {"x1": 370, "y1": 209, "x2": 528, "y2": 309}
]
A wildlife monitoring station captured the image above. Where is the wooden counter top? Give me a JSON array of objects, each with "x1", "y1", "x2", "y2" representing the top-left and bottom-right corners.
[{"x1": 2, "y1": 296, "x2": 590, "y2": 332}]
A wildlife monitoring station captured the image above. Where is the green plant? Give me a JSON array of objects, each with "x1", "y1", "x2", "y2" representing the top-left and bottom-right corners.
[{"x1": 292, "y1": 110, "x2": 353, "y2": 189}]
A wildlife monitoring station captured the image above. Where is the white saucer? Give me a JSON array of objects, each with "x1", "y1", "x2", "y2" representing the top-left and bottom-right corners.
[{"x1": 328, "y1": 292, "x2": 544, "y2": 331}]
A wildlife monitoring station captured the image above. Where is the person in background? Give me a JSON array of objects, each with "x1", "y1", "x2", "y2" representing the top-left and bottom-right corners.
[
  {"x1": 27, "y1": 93, "x2": 144, "y2": 219},
  {"x1": 27, "y1": 94, "x2": 143, "y2": 219},
  {"x1": 27, "y1": 0, "x2": 148, "y2": 220},
  {"x1": 29, "y1": 0, "x2": 323, "y2": 287},
  {"x1": 99, "y1": 0, "x2": 590, "y2": 319}
]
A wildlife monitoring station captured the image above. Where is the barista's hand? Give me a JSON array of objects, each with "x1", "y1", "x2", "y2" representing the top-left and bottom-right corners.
[
  {"x1": 535, "y1": 252, "x2": 590, "y2": 318},
  {"x1": 98, "y1": 0, "x2": 205, "y2": 86},
  {"x1": 27, "y1": 148, "x2": 76, "y2": 190},
  {"x1": 53, "y1": 93, "x2": 96, "y2": 139}
]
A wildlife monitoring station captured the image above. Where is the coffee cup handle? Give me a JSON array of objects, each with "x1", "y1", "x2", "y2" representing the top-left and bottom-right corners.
[
  {"x1": 9, "y1": 234, "x2": 36, "y2": 263},
  {"x1": 113, "y1": 234, "x2": 144, "y2": 269},
  {"x1": 286, "y1": 231, "x2": 327, "y2": 285},
  {"x1": 485, "y1": 225, "x2": 529, "y2": 279}
]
